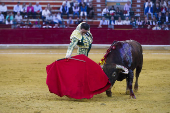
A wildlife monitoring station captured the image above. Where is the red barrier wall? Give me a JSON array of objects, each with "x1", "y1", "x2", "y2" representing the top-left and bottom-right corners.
[{"x1": 0, "y1": 29, "x2": 169, "y2": 45}]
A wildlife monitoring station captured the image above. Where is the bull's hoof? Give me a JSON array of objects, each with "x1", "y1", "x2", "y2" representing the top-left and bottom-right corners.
[
  {"x1": 130, "y1": 95, "x2": 136, "y2": 99},
  {"x1": 130, "y1": 93, "x2": 136, "y2": 99},
  {"x1": 134, "y1": 85, "x2": 138, "y2": 92},
  {"x1": 126, "y1": 89, "x2": 130, "y2": 95},
  {"x1": 106, "y1": 91, "x2": 112, "y2": 97}
]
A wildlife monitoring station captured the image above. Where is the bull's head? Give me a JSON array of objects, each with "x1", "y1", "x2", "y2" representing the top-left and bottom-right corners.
[{"x1": 103, "y1": 64, "x2": 129, "y2": 86}]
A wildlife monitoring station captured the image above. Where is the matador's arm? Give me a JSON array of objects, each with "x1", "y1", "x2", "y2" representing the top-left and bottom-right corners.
[{"x1": 65, "y1": 38, "x2": 79, "y2": 58}]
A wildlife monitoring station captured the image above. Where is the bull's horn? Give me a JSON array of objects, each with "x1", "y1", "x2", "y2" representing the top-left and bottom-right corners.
[{"x1": 116, "y1": 65, "x2": 129, "y2": 74}]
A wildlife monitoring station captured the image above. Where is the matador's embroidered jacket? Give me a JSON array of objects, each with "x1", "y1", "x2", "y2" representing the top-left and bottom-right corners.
[{"x1": 66, "y1": 22, "x2": 93, "y2": 57}]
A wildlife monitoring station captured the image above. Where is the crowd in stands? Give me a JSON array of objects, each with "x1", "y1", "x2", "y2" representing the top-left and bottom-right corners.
[
  {"x1": 99, "y1": 0, "x2": 170, "y2": 30},
  {"x1": 0, "y1": 0, "x2": 169, "y2": 30},
  {"x1": 0, "y1": 0, "x2": 94, "y2": 28}
]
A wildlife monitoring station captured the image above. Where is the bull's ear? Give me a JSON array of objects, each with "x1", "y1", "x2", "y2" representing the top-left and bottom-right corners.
[{"x1": 116, "y1": 65, "x2": 129, "y2": 74}]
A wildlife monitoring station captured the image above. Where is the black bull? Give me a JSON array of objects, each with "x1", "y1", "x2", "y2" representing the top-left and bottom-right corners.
[{"x1": 103, "y1": 40, "x2": 143, "y2": 99}]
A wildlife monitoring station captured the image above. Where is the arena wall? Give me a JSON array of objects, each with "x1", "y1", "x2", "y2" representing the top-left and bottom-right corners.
[{"x1": 0, "y1": 29, "x2": 170, "y2": 50}]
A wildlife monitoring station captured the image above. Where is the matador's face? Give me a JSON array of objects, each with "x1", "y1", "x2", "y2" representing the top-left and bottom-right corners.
[{"x1": 80, "y1": 29, "x2": 88, "y2": 35}]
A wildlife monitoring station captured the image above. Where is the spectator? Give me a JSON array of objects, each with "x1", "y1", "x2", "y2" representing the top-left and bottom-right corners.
[
  {"x1": 124, "y1": 1, "x2": 131, "y2": 16},
  {"x1": 143, "y1": 0, "x2": 147, "y2": 16},
  {"x1": 47, "y1": 3, "x2": 52, "y2": 13},
  {"x1": 21, "y1": 3, "x2": 27, "y2": 18},
  {"x1": 53, "y1": 23, "x2": 59, "y2": 28},
  {"x1": 108, "y1": 16, "x2": 115, "y2": 29},
  {"x1": 23, "y1": 19, "x2": 31, "y2": 28},
  {"x1": 136, "y1": 16, "x2": 143, "y2": 25},
  {"x1": 27, "y1": 3, "x2": 34, "y2": 19},
  {"x1": 63, "y1": 0, "x2": 71, "y2": 9},
  {"x1": 145, "y1": 4, "x2": 153, "y2": 19},
  {"x1": 85, "y1": 0, "x2": 91, "y2": 6},
  {"x1": 130, "y1": 17, "x2": 136, "y2": 27},
  {"x1": 80, "y1": 2, "x2": 87, "y2": 19},
  {"x1": 0, "y1": 3, "x2": 7, "y2": 18},
  {"x1": 15, "y1": 12, "x2": 23, "y2": 24},
  {"x1": 123, "y1": 17, "x2": 130, "y2": 25},
  {"x1": 142, "y1": 17, "x2": 150, "y2": 25},
  {"x1": 42, "y1": 8, "x2": 50, "y2": 24},
  {"x1": 79, "y1": 0, "x2": 86, "y2": 7},
  {"x1": 157, "y1": 12, "x2": 164, "y2": 25},
  {"x1": 46, "y1": 13, "x2": 53, "y2": 24},
  {"x1": 24, "y1": 19, "x2": 32, "y2": 25},
  {"x1": 60, "y1": 2, "x2": 69, "y2": 19},
  {"x1": 102, "y1": 6, "x2": 110, "y2": 18},
  {"x1": 116, "y1": 17, "x2": 123, "y2": 25},
  {"x1": 87, "y1": 3, "x2": 94, "y2": 19},
  {"x1": 109, "y1": 6, "x2": 115, "y2": 16},
  {"x1": 75, "y1": 17, "x2": 83, "y2": 24},
  {"x1": 164, "y1": 11, "x2": 170, "y2": 24},
  {"x1": 109, "y1": 16, "x2": 115, "y2": 25},
  {"x1": 34, "y1": 2, "x2": 42, "y2": 19},
  {"x1": 161, "y1": 23, "x2": 166, "y2": 29},
  {"x1": 13, "y1": 2, "x2": 21, "y2": 16},
  {"x1": 67, "y1": 17, "x2": 74, "y2": 27},
  {"x1": 32, "y1": 20, "x2": 41, "y2": 28},
  {"x1": 0, "y1": 12, "x2": 4, "y2": 24},
  {"x1": 155, "y1": 0, "x2": 160, "y2": 4},
  {"x1": 6, "y1": 12, "x2": 14, "y2": 24},
  {"x1": 53, "y1": 13, "x2": 62, "y2": 25},
  {"x1": 69, "y1": 0, "x2": 77, "y2": 14},
  {"x1": 153, "y1": 3, "x2": 161, "y2": 18},
  {"x1": 152, "y1": 23, "x2": 161, "y2": 30},
  {"x1": 145, "y1": 0, "x2": 153, "y2": 9},
  {"x1": 164, "y1": 24, "x2": 170, "y2": 30},
  {"x1": 161, "y1": 5, "x2": 167, "y2": 16},
  {"x1": 168, "y1": 4, "x2": 170, "y2": 13},
  {"x1": 115, "y1": 7, "x2": 122, "y2": 16},
  {"x1": 98, "y1": 16, "x2": 108, "y2": 28},
  {"x1": 73, "y1": 3, "x2": 80, "y2": 19},
  {"x1": 160, "y1": 0, "x2": 167, "y2": 8},
  {"x1": 151, "y1": 16, "x2": 157, "y2": 25}
]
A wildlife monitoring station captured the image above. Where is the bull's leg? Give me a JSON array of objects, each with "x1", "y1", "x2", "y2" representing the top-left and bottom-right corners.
[
  {"x1": 126, "y1": 78, "x2": 130, "y2": 94},
  {"x1": 128, "y1": 70, "x2": 136, "y2": 99},
  {"x1": 106, "y1": 86, "x2": 112, "y2": 97},
  {"x1": 134, "y1": 66, "x2": 142, "y2": 91}
]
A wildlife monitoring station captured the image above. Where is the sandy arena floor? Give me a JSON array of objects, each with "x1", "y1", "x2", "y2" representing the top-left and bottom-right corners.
[{"x1": 0, "y1": 48, "x2": 170, "y2": 113}]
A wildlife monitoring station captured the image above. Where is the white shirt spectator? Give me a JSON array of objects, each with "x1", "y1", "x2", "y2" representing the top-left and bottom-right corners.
[
  {"x1": 123, "y1": 20, "x2": 130, "y2": 25},
  {"x1": 63, "y1": 1, "x2": 70, "y2": 8},
  {"x1": 73, "y1": 6, "x2": 79, "y2": 12},
  {"x1": 15, "y1": 15, "x2": 22, "y2": 22},
  {"x1": 0, "y1": 14, "x2": 4, "y2": 22},
  {"x1": 53, "y1": 13, "x2": 62, "y2": 23},
  {"x1": 0, "y1": 5, "x2": 7, "y2": 12},
  {"x1": 34, "y1": 4, "x2": 42, "y2": 12},
  {"x1": 116, "y1": 21, "x2": 123, "y2": 25},
  {"x1": 124, "y1": 3, "x2": 131, "y2": 11},
  {"x1": 46, "y1": 15, "x2": 53, "y2": 21},
  {"x1": 13, "y1": 5, "x2": 21, "y2": 12},
  {"x1": 67, "y1": 19, "x2": 74, "y2": 24},
  {"x1": 136, "y1": 20, "x2": 143, "y2": 25},
  {"x1": 99, "y1": 20, "x2": 108, "y2": 25},
  {"x1": 21, "y1": 6, "x2": 27, "y2": 12},
  {"x1": 145, "y1": 1, "x2": 153, "y2": 9},
  {"x1": 102, "y1": 7, "x2": 109, "y2": 16},
  {"x1": 42, "y1": 9, "x2": 50, "y2": 17}
]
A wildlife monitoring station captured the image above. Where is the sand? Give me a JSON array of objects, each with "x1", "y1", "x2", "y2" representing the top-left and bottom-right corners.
[{"x1": 0, "y1": 48, "x2": 170, "y2": 113}]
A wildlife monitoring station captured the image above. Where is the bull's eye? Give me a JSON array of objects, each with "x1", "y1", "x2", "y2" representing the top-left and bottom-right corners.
[{"x1": 112, "y1": 72, "x2": 116, "y2": 77}]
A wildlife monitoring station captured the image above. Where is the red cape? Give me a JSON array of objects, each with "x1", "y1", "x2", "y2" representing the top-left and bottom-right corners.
[{"x1": 46, "y1": 54, "x2": 111, "y2": 99}]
